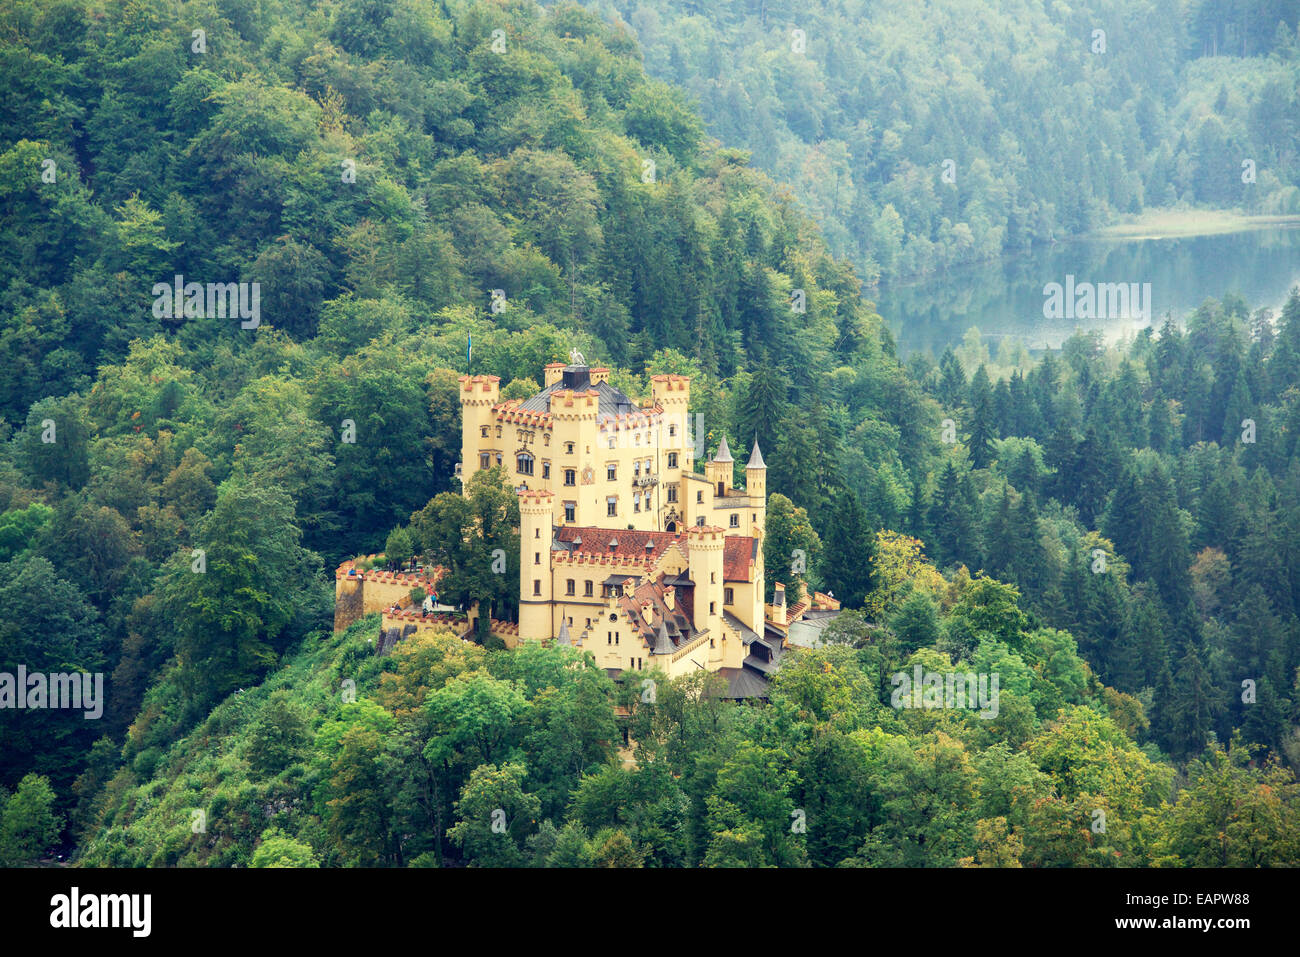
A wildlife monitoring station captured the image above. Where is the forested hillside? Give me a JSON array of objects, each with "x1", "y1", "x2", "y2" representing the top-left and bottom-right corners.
[
  {"x1": 1, "y1": 0, "x2": 1299, "y2": 868},
  {"x1": 572, "y1": 0, "x2": 1300, "y2": 279}
]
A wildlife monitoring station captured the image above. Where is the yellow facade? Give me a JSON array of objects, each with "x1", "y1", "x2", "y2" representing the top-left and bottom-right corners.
[
  {"x1": 459, "y1": 365, "x2": 766, "y2": 538},
  {"x1": 464, "y1": 361, "x2": 794, "y2": 694}
]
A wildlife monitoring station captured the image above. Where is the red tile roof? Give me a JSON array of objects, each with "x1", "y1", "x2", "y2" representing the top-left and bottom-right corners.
[{"x1": 553, "y1": 526, "x2": 757, "y2": 582}]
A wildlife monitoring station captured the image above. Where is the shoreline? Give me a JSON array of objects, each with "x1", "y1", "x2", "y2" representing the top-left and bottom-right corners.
[{"x1": 1081, "y1": 210, "x2": 1300, "y2": 242}]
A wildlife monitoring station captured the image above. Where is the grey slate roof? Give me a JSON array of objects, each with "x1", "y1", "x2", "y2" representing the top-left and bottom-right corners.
[
  {"x1": 717, "y1": 666, "x2": 771, "y2": 699},
  {"x1": 713, "y1": 434, "x2": 733, "y2": 463},
  {"x1": 724, "y1": 611, "x2": 761, "y2": 645},
  {"x1": 747, "y1": 439, "x2": 766, "y2": 469},
  {"x1": 516, "y1": 375, "x2": 641, "y2": 421}
]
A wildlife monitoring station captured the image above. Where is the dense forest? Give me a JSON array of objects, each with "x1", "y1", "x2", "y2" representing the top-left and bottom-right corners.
[
  {"x1": 572, "y1": 0, "x2": 1300, "y2": 280},
  {"x1": 1, "y1": 0, "x2": 1299, "y2": 868}
]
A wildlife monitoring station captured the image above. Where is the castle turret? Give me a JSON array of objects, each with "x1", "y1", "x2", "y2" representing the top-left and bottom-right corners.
[
  {"x1": 459, "y1": 374, "x2": 500, "y2": 490},
  {"x1": 746, "y1": 437, "x2": 767, "y2": 539},
  {"x1": 745, "y1": 438, "x2": 766, "y2": 499},
  {"x1": 705, "y1": 434, "x2": 733, "y2": 499},
  {"x1": 519, "y1": 489, "x2": 555, "y2": 640}
]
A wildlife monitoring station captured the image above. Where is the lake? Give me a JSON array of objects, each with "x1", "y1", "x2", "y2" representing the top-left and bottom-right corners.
[{"x1": 876, "y1": 226, "x2": 1300, "y2": 358}]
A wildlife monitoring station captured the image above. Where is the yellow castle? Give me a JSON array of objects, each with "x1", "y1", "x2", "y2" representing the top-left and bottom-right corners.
[{"x1": 457, "y1": 356, "x2": 834, "y2": 697}]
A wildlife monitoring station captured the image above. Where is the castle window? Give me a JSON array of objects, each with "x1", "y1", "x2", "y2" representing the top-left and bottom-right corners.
[
  {"x1": 730, "y1": 513, "x2": 739, "y2": 528},
  {"x1": 566, "y1": 579, "x2": 575, "y2": 596},
  {"x1": 564, "y1": 502, "x2": 575, "y2": 522},
  {"x1": 534, "y1": 552, "x2": 540, "y2": 565},
  {"x1": 710, "y1": 602, "x2": 716, "y2": 614},
  {"x1": 565, "y1": 442, "x2": 574, "y2": 454},
  {"x1": 634, "y1": 461, "x2": 641, "y2": 477},
  {"x1": 481, "y1": 426, "x2": 489, "y2": 438},
  {"x1": 696, "y1": 516, "x2": 705, "y2": 526},
  {"x1": 542, "y1": 461, "x2": 550, "y2": 479},
  {"x1": 564, "y1": 469, "x2": 576, "y2": 486},
  {"x1": 535, "y1": 528, "x2": 540, "y2": 538},
  {"x1": 607, "y1": 632, "x2": 612, "y2": 645},
  {"x1": 725, "y1": 587, "x2": 734, "y2": 605},
  {"x1": 533, "y1": 580, "x2": 541, "y2": 595},
  {"x1": 696, "y1": 490, "x2": 703, "y2": 503},
  {"x1": 669, "y1": 425, "x2": 677, "y2": 437},
  {"x1": 480, "y1": 453, "x2": 490, "y2": 469},
  {"x1": 667, "y1": 487, "x2": 678, "y2": 503},
  {"x1": 585, "y1": 580, "x2": 593, "y2": 597},
  {"x1": 711, "y1": 572, "x2": 716, "y2": 583},
  {"x1": 607, "y1": 464, "x2": 617, "y2": 481},
  {"x1": 718, "y1": 482, "x2": 725, "y2": 497},
  {"x1": 495, "y1": 453, "x2": 501, "y2": 467},
  {"x1": 633, "y1": 493, "x2": 641, "y2": 513},
  {"x1": 517, "y1": 453, "x2": 534, "y2": 476},
  {"x1": 607, "y1": 497, "x2": 618, "y2": 517},
  {"x1": 543, "y1": 434, "x2": 550, "y2": 446},
  {"x1": 608, "y1": 437, "x2": 615, "y2": 449},
  {"x1": 495, "y1": 426, "x2": 502, "y2": 439}
]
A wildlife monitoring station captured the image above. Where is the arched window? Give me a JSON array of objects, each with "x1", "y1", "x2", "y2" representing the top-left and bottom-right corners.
[{"x1": 517, "y1": 452, "x2": 534, "y2": 476}]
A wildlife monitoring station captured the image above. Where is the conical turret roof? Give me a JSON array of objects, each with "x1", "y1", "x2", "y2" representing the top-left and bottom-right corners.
[
  {"x1": 713, "y1": 434, "x2": 733, "y2": 463},
  {"x1": 747, "y1": 438, "x2": 766, "y2": 469}
]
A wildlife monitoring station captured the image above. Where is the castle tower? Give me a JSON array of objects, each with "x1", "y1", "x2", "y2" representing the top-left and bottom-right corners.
[
  {"x1": 459, "y1": 374, "x2": 500, "y2": 490},
  {"x1": 687, "y1": 524, "x2": 726, "y2": 643},
  {"x1": 519, "y1": 489, "x2": 555, "y2": 640},
  {"x1": 651, "y1": 373, "x2": 692, "y2": 468},
  {"x1": 705, "y1": 434, "x2": 734, "y2": 499},
  {"x1": 549, "y1": 386, "x2": 600, "y2": 525}
]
